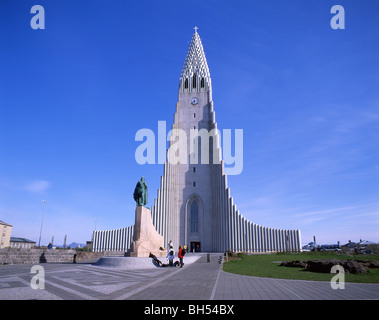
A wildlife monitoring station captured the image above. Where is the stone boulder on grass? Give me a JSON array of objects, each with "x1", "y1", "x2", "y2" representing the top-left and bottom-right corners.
[{"x1": 280, "y1": 259, "x2": 372, "y2": 274}]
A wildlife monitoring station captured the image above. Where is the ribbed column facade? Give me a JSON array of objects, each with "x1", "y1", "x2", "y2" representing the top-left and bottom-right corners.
[
  {"x1": 150, "y1": 158, "x2": 302, "y2": 252},
  {"x1": 92, "y1": 225, "x2": 134, "y2": 252},
  {"x1": 92, "y1": 190, "x2": 302, "y2": 253}
]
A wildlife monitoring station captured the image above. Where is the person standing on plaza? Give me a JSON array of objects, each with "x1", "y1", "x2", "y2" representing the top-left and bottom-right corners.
[
  {"x1": 178, "y1": 245, "x2": 185, "y2": 268},
  {"x1": 167, "y1": 245, "x2": 175, "y2": 267},
  {"x1": 168, "y1": 240, "x2": 173, "y2": 254}
]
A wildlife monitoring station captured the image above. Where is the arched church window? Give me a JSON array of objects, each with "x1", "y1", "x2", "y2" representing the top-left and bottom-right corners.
[
  {"x1": 201, "y1": 78, "x2": 205, "y2": 88},
  {"x1": 190, "y1": 200, "x2": 198, "y2": 233},
  {"x1": 184, "y1": 78, "x2": 189, "y2": 89},
  {"x1": 192, "y1": 74, "x2": 197, "y2": 88}
]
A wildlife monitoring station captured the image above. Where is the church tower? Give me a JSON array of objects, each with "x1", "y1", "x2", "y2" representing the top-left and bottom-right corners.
[
  {"x1": 151, "y1": 28, "x2": 220, "y2": 251},
  {"x1": 176, "y1": 28, "x2": 219, "y2": 252}
]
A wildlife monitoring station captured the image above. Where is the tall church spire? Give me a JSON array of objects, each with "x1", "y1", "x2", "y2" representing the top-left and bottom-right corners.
[{"x1": 180, "y1": 28, "x2": 211, "y2": 92}]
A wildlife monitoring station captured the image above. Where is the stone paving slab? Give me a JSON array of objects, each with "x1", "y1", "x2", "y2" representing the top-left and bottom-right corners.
[{"x1": 0, "y1": 253, "x2": 378, "y2": 300}]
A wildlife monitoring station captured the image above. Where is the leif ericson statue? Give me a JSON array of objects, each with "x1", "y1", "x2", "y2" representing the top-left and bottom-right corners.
[{"x1": 133, "y1": 177, "x2": 148, "y2": 206}]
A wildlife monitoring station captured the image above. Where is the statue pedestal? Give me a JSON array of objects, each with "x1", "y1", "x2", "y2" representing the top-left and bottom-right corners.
[{"x1": 127, "y1": 206, "x2": 166, "y2": 258}]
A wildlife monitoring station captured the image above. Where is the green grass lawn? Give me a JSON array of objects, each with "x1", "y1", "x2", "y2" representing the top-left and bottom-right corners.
[{"x1": 223, "y1": 252, "x2": 379, "y2": 283}]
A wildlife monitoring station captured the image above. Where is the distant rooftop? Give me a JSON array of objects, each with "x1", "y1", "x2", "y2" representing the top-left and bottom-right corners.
[
  {"x1": 0, "y1": 220, "x2": 12, "y2": 227},
  {"x1": 10, "y1": 237, "x2": 36, "y2": 244}
]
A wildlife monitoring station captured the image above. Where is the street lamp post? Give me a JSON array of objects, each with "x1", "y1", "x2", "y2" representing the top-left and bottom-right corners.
[{"x1": 38, "y1": 200, "x2": 47, "y2": 248}]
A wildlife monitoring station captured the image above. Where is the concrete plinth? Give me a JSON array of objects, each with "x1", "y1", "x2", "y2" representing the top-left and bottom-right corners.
[{"x1": 127, "y1": 206, "x2": 165, "y2": 257}]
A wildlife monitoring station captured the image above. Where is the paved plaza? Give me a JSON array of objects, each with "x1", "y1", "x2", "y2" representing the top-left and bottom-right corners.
[{"x1": 0, "y1": 253, "x2": 378, "y2": 300}]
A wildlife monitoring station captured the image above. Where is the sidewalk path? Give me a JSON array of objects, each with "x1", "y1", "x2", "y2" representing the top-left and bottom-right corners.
[{"x1": 126, "y1": 253, "x2": 222, "y2": 300}]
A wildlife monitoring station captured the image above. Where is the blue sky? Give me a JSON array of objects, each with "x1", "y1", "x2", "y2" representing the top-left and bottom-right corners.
[{"x1": 1, "y1": 0, "x2": 378, "y2": 246}]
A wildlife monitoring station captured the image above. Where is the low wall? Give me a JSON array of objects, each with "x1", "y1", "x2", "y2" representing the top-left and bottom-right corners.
[
  {"x1": 0, "y1": 248, "x2": 128, "y2": 265},
  {"x1": 75, "y1": 251, "x2": 123, "y2": 261},
  {"x1": 0, "y1": 248, "x2": 77, "y2": 265}
]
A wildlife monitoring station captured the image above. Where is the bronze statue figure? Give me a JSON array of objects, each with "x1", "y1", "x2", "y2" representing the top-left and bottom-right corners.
[{"x1": 133, "y1": 176, "x2": 148, "y2": 206}]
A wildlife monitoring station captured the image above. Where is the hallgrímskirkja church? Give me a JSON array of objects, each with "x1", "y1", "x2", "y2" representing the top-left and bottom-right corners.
[{"x1": 92, "y1": 29, "x2": 302, "y2": 253}]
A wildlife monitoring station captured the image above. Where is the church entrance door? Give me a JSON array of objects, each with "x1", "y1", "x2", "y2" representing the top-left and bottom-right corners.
[{"x1": 190, "y1": 241, "x2": 201, "y2": 253}]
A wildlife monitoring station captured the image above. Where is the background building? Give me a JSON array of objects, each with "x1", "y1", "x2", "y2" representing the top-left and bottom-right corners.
[
  {"x1": 0, "y1": 220, "x2": 13, "y2": 249},
  {"x1": 9, "y1": 237, "x2": 36, "y2": 249}
]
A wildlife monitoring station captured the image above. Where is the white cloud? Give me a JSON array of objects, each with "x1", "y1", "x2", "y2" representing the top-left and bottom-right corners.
[{"x1": 24, "y1": 180, "x2": 51, "y2": 194}]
